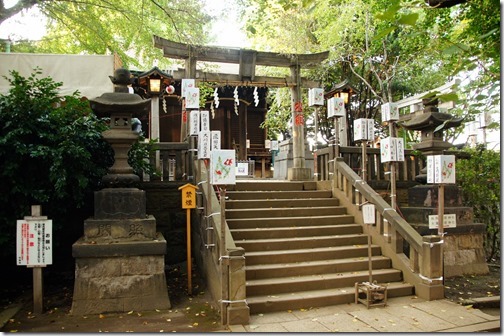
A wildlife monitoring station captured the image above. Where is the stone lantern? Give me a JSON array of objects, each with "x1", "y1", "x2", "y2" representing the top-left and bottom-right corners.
[
  {"x1": 401, "y1": 98, "x2": 463, "y2": 157},
  {"x1": 71, "y1": 69, "x2": 171, "y2": 315},
  {"x1": 399, "y1": 97, "x2": 488, "y2": 277}
]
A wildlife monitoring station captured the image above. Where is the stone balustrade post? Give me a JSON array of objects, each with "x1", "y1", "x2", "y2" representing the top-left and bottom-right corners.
[
  {"x1": 416, "y1": 235, "x2": 444, "y2": 300},
  {"x1": 226, "y1": 247, "x2": 250, "y2": 325}
]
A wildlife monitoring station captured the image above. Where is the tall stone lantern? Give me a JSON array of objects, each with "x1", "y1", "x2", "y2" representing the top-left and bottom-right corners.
[
  {"x1": 71, "y1": 69, "x2": 171, "y2": 315},
  {"x1": 399, "y1": 98, "x2": 488, "y2": 277}
]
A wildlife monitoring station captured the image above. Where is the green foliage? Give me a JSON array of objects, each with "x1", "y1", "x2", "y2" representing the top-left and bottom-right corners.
[
  {"x1": 261, "y1": 88, "x2": 292, "y2": 139},
  {"x1": 237, "y1": 0, "x2": 499, "y2": 145},
  {"x1": 0, "y1": 68, "x2": 114, "y2": 258},
  {"x1": 5, "y1": 0, "x2": 212, "y2": 69},
  {"x1": 456, "y1": 145, "x2": 500, "y2": 261},
  {"x1": 128, "y1": 136, "x2": 159, "y2": 177}
]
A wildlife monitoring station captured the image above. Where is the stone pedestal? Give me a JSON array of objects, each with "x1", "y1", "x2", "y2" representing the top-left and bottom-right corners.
[
  {"x1": 402, "y1": 185, "x2": 488, "y2": 278},
  {"x1": 71, "y1": 188, "x2": 171, "y2": 315},
  {"x1": 273, "y1": 139, "x2": 313, "y2": 180}
]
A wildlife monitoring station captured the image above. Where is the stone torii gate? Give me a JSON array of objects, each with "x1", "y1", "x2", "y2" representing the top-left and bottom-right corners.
[{"x1": 153, "y1": 36, "x2": 329, "y2": 181}]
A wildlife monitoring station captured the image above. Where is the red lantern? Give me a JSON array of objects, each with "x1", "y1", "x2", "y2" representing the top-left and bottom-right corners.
[{"x1": 165, "y1": 85, "x2": 175, "y2": 94}]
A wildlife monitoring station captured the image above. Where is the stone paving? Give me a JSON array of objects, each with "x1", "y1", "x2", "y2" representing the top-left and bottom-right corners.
[{"x1": 228, "y1": 296, "x2": 500, "y2": 333}]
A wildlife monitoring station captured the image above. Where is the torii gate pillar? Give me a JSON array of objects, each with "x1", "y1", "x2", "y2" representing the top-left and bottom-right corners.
[{"x1": 287, "y1": 64, "x2": 311, "y2": 181}]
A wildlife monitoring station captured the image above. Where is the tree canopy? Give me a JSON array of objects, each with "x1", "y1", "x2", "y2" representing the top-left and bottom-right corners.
[
  {"x1": 238, "y1": 0, "x2": 500, "y2": 145},
  {"x1": 1, "y1": 0, "x2": 212, "y2": 68}
]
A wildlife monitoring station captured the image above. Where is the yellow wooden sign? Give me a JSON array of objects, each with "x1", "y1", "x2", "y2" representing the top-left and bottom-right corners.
[{"x1": 178, "y1": 183, "x2": 198, "y2": 209}]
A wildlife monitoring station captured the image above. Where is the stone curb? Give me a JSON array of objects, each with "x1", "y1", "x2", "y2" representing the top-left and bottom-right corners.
[
  {"x1": 462, "y1": 296, "x2": 501, "y2": 308},
  {"x1": 0, "y1": 304, "x2": 23, "y2": 329}
]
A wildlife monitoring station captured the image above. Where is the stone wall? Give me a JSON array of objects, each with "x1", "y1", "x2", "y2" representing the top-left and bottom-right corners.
[
  {"x1": 443, "y1": 233, "x2": 489, "y2": 277},
  {"x1": 140, "y1": 181, "x2": 188, "y2": 265}
]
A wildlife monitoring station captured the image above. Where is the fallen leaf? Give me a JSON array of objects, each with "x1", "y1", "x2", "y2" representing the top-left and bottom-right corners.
[
  {"x1": 193, "y1": 322, "x2": 199, "y2": 326},
  {"x1": 287, "y1": 310, "x2": 293, "y2": 313},
  {"x1": 127, "y1": 311, "x2": 134, "y2": 315},
  {"x1": 160, "y1": 330, "x2": 164, "y2": 332},
  {"x1": 166, "y1": 319, "x2": 172, "y2": 322},
  {"x1": 137, "y1": 313, "x2": 142, "y2": 317},
  {"x1": 466, "y1": 305, "x2": 473, "y2": 310},
  {"x1": 155, "y1": 309, "x2": 161, "y2": 312},
  {"x1": 99, "y1": 314, "x2": 105, "y2": 319}
]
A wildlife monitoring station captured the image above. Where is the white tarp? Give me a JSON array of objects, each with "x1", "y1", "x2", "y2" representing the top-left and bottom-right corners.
[{"x1": 0, "y1": 53, "x2": 114, "y2": 98}]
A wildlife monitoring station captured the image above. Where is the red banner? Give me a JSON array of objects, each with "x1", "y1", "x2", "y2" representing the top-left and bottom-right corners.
[
  {"x1": 294, "y1": 101, "x2": 303, "y2": 112},
  {"x1": 295, "y1": 113, "x2": 304, "y2": 126}
]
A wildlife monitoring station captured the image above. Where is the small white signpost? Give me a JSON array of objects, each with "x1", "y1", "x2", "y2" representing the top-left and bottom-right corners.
[
  {"x1": 427, "y1": 154, "x2": 457, "y2": 236},
  {"x1": 16, "y1": 205, "x2": 52, "y2": 314},
  {"x1": 355, "y1": 202, "x2": 388, "y2": 308}
]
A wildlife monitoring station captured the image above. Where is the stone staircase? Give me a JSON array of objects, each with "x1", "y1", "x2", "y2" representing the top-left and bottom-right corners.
[{"x1": 225, "y1": 181, "x2": 414, "y2": 314}]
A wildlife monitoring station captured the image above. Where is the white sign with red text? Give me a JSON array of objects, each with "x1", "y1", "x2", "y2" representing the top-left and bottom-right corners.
[{"x1": 17, "y1": 219, "x2": 53, "y2": 266}]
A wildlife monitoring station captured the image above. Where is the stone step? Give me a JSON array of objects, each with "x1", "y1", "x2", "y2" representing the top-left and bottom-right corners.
[
  {"x1": 226, "y1": 198, "x2": 340, "y2": 209},
  {"x1": 245, "y1": 245, "x2": 382, "y2": 265},
  {"x1": 226, "y1": 206, "x2": 347, "y2": 219},
  {"x1": 246, "y1": 268, "x2": 404, "y2": 296},
  {"x1": 228, "y1": 181, "x2": 316, "y2": 192},
  {"x1": 227, "y1": 215, "x2": 355, "y2": 229},
  {"x1": 247, "y1": 282, "x2": 415, "y2": 314},
  {"x1": 246, "y1": 256, "x2": 392, "y2": 280},
  {"x1": 230, "y1": 223, "x2": 363, "y2": 240},
  {"x1": 226, "y1": 190, "x2": 333, "y2": 200},
  {"x1": 235, "y1": 233, "x2": 368, "y2": 252}
]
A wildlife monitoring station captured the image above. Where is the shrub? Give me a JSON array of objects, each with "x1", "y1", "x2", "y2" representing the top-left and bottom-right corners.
[
  {"x1": 0, "y1": 69, "x2": 116, "y2": 261},
  {"x1": 456, "y1": 145, "x2": 500, "y2": 261}
]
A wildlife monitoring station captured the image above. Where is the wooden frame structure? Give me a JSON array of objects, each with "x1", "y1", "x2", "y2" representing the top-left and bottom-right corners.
[{"x1": 153, "y1": 36, "x2": 329, "y2": 180}]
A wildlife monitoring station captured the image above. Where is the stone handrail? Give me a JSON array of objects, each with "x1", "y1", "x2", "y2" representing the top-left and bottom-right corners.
[
  {"x1": 156, "y1": 142, "x2": 189, "y2": 181},
  {"x1": 315, "y1": 145, "x2": 423, "y2": 183},
  {"x1": 331, "y1": 157, "x2": 444, "y2": 300},
  {"x1": 194, "y1": 160, "x2": 249, "y2": 325}
]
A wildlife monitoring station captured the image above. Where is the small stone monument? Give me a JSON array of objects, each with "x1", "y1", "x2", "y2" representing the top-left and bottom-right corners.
[{"x1": 71, "y1": 69, "x2": 171, "y2": 314}]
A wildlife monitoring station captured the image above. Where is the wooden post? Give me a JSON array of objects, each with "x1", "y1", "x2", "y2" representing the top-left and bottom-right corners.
[
  {"x1": 438, "y1": 184, "x2": 445, "y2": 236},
  {"x1": 186, "y1": 207, "x2": 192, "y2": 295},
  {"x1": 178, "y1": 183, "x2": 198, "y2": 295},
  {"x1": 334, "y1": 117, "x2": 340, "y2": 159},
  {"x1": 361, "y1": 140, "x2": 367, "y2": 181},
  {"x1": 388, "y1": 122, "x2": 397, "y2": 210},
  {"x1": 219, "y1": 186, "x2": 228, "y2": 326},
  {"x1": 367, "y1": 233, "x2": 373, "y2": 284},
  {"x1": 206, "y1": 161, "x2": 213, "y2": 247},
  {"x1": 313, "y1": 106, "x2": 319, "y2": 181},
  {"x1": 27, "y1": 205, "x2": 45, "y2": 315}
]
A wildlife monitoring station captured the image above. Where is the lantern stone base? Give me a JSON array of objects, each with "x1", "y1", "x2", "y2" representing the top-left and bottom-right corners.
[
  {"x1": 287, "y1": 167, "x2": 312, "y2": 181},
  {"x1": 403, "y1": 185, "x2": 489, "y2": 278},
  {"x1": 71, "y1": 235, "x2": 170, "y2": 315},
  {"x1": 273, "y1": 139, "x2": 313, "y2": 180}
]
